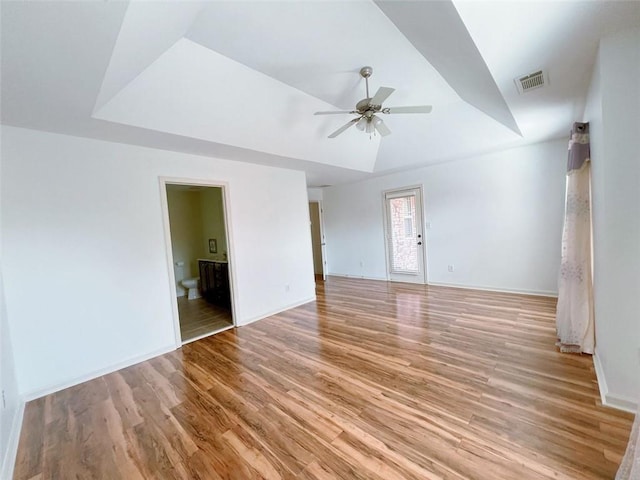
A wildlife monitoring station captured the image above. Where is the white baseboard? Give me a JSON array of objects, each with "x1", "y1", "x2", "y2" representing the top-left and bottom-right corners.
[
  {"x1": 21, "y1": 295, "x2": 318, "y2": 401},
  {"x1": 23, "y1": 344, "x2": 176, "y2": 402},
  {"x1": 427, "y1": 281, "x2": 558, "y2": 298},
  {"x1": 1, "y1": 398, "x2": 25, "y2": 480},
  {"x1": 237, "y1": 296, "x2": 316, "y2": 327},
  {"x1": 326, "y1": 275, "x2": 558, "y2": 297},
  {"x1": 327, "y1": 273, "x2": 388, "y2": 282},
  {"x1": 592, "y1": 350, "x2": 608, "y2": 406},
  {"x1": 593, "y1": 350, "x2": 638, "y2": 413}
]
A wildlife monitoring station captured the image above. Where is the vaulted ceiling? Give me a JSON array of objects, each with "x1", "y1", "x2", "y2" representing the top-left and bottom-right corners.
[{"x1": 2, "y1": 1, "x2": 639, "y2": 186}]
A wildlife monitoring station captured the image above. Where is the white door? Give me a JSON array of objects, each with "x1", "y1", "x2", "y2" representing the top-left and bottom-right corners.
[{"x1": 384, "y1": 187, "x2": 426, "y2": 284}]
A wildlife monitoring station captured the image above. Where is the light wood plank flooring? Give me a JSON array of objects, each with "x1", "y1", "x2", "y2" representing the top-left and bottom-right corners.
[
  {"x1": 14, "y1": 277, "x2": 633, "y2": 479},
  {"x1": 177, "y1": 296, "x2": 233, "y2": 342}
]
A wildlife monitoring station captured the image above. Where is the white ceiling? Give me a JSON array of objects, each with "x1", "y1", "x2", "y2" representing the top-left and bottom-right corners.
[{"x1": 2, "y1": 1, "x2": 639, "y2": 187}]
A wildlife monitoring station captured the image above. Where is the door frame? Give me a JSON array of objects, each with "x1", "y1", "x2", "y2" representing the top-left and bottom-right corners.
[
  {"x1": 382, "y1": 185, "x2": 427, "y2": 284},
  {"x1": 159, "y1": 177, "x2": 238, "y2": 348},
  {"x1": 309, "y1": 200, "x2": 327, "y2": 281}
]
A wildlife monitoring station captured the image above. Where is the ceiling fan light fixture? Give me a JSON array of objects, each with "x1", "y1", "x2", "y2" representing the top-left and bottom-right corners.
[
  {"x1": 365, "y1": 120, "x2": 375, "y2": 134},
  {"x1": 356, "y1": 117, "x2": 367, "y2": 131}
]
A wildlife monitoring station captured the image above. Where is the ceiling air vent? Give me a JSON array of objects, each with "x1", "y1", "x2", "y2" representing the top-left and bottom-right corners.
[{"x1": 514, "y1": 70, "x2": 548, "y2": 94}]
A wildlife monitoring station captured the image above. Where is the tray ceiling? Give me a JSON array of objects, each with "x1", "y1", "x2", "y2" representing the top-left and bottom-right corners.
[{"x1": 2, "y1": 1, "x2": 639, "y2": 186}]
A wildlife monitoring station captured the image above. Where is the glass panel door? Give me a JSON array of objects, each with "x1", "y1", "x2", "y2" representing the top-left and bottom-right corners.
[{"x1": 384, "y1": 188, "x2": 425, "y2": 283}]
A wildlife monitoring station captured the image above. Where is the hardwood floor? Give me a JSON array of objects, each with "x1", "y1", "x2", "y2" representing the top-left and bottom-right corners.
[
  {"x1": 177, "y1": 296, "x2": 233, "y2": 342},
  {"x1": 14, "y1": 277, "x2": 633, "y2": 479}
]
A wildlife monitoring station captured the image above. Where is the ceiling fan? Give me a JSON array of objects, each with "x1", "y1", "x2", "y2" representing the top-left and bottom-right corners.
[{"x1": 314, "y1": 66, "x2": 433, "y2": 138}]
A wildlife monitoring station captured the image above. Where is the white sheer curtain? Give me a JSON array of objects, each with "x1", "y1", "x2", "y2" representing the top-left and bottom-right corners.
[
  {"x1": 617, "y1": 406, "x2": 640, "y2": 479},
  {"x1": 555, "y1": 122, "x2": 594, "y2": 354}
]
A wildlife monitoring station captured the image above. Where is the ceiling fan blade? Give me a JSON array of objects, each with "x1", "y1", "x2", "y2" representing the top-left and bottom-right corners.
[
  {"x1": 369, "y1": 86, "x2": 395, "y2": 106},
  {"x1": 314, "y1": 110, "x2": 356, "y2": 115},
  {"x1": 328, "y1": 118, "x2": 359, "y2": 138},
  {"x1": 383, "y1": 105, "x2": 433, "y2": 114},
  {"x1": 375, "y1": 120, "x2": 391, "y2": 137}
]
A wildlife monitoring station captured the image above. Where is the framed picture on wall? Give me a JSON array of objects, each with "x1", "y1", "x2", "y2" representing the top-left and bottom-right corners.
[{"x1": 209, "y1": 238, "x2": 217, "y2": 254}]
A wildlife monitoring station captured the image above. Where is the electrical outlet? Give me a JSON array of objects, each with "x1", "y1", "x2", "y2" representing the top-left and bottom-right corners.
[{"x1": 447, "y1": 265, "x2": 454, "y2": 273}]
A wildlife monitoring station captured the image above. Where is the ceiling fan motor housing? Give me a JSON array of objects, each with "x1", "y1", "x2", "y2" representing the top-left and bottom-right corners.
[{"x1": 356, "y1": 98, "x2": 381, "y2": 114}]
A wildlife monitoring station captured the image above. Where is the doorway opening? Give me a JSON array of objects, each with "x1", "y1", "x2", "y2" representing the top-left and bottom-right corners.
[
  {"x1": 309, "y1": 201, "x2": 327, "y2": 282},
  {"x1": 383, "y1": 186, "x2": 426, "y2": 284},
  {"x1": 163, "y1": 182, "x2": 235, "y2": 344}
]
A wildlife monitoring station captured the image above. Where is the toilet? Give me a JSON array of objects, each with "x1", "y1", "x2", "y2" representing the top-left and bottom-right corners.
[{"x1": 181, "y1": 277, "x2": 201, "y2": 300}]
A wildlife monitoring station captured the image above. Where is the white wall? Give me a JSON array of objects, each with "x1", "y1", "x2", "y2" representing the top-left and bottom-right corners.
[
  {"x1": 323, "y1": 139, "x2": 567, "y2": 295},
  {"x1": 586, "y1": 27, "x2": 640, "y2": 408},
  {"x1": 307, "y1": 187, "x2": 323, "y2": 202},
  {"x1": 0, "y1": 266, "x2": 21, "y2": 479},
  {"x1": 1, "y1": 126, "x2": 316, "y2": 397},
  {"x1": 0, "y1": 127, "x2": 21, "y2": 477}
]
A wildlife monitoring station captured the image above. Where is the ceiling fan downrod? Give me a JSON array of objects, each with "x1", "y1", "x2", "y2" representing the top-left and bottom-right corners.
[{"x1": 360, "y1": 66, "x2": 373, "y2": 99}]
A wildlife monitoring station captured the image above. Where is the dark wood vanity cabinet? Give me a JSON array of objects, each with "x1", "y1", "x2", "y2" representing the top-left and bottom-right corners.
[{"x1": 199, "y1": 260, "x2": 230, "y2": 309}]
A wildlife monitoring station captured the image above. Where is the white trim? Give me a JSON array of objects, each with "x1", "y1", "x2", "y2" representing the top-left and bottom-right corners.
[
  {"x1": 319, "y1": 201, "x2": 328, "y2": 282},
  {"x1": 326, "y1": 275, "x2": 558, "y2": 297},
  {"x1": 158, "y1": 179, "x2": 184, "y2": 347},
  {"x1": 22, "y1": 344, "x2": 175, "y2": 401},
  {"x1": 181, "y1": 324, "x2": 234, "y2": 345},
  {"x1": 158, "y1": 177, "x2": 240, "y2": 349},
  {"x1": 605, "y1": 394, "x2": 638, "y2": 413},
  {"x1": 427, "y1": 281, "x2": 558, "y2": 298},
  {"x1": 1, "y1": 399, "x2": 25, "y2": 480},
  {"x1": 381, "y1": 185, "x2": 427, "y2": 285},
  {"x1": 592, "y1": 349, "x2": 608, "y2": 406},
  {"x1": 308, "y1": 200, "x2": 327, "y2": 281},
  {"x1": 237, "y1": 296, "x2": 316, "y2": 327},
  {"x1": 593, "y1": 350, "x2": 638, "y2": 414}
]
